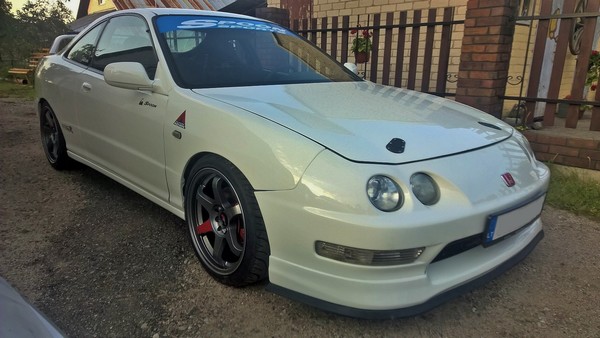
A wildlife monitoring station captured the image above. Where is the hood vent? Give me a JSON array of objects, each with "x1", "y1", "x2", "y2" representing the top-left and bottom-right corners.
[
  {"x1": 478, "y1": 121, "x2": 502, "y2": 130},
  {"x1": 386, "y1": 138, "x2": 406, "y2": 154}
]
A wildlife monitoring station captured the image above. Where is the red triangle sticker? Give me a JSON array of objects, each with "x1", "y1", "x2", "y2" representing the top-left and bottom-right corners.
[{"x1": 174, "y1": 110, "x2": 186, "y2": 129}]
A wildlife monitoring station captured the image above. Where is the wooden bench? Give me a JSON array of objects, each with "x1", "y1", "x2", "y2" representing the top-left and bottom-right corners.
[{"x1": 7, "y1": 48, "x2": 49, "y2": 84}]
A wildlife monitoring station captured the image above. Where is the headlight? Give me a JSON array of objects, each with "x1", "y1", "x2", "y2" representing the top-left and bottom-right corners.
[
  {"x1": 366, "y1": 175, "x2": 403, "y2": 211},
  {"x1": 410, "y1": 173, "x2": 440, "y2": 206}
]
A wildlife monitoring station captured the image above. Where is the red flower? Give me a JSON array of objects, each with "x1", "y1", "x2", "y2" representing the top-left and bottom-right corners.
[
  {"x1": 592, "y1": 84, "x2": 597, "y2": 91},
  {"x1": 592, "y1": 50, "x2": 599, "y2": 56},
  {"x1": 350, "y1": 29, "x2": 357, "y2": 34},
  {"x1": 362, "y1": 30, "x2": 369, "y2": 37}
]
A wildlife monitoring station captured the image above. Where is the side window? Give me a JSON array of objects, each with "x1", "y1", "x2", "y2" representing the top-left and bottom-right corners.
[
  {"x1": 91, "y1": 15, "x2": 158, "y2": 79},
  {"x1": 66, "y1": 23, "x2": 105, "y2": 65}
]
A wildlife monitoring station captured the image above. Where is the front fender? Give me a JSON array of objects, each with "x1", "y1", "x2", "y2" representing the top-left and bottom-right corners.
[{"x1": 164, "y1": 89, "x2": 324, "y2": 211}]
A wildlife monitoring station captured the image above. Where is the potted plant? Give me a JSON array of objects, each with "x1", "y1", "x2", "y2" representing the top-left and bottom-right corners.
[
  {"x1": 557, "y1": 95, "x2": 571, "y2": 118},
  {"x1": 557, "y1": 95, "x2": 590, "y2": 118},
  {"x1": 351, "y1": 27, "x2": 372, "y2": 63},
  {"x1": 586, "y1": 50, "x2": 599, "y2": 92}
]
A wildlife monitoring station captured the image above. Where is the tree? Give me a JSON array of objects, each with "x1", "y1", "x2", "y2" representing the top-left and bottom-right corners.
[
  {"x1": 0, "y1": 0, "x2": 72, "y2": 70},
  {"x1": 17, "y1": 0, "x2": 73, "y2": 47},
  {"x1": 0, "y1": 0, "x2": 18, "y2": 64}
]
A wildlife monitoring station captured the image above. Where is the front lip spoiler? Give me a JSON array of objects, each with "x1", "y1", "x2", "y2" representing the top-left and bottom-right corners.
[{"x1": 266, "y1": 230, "x2": 544, "y2": 319}]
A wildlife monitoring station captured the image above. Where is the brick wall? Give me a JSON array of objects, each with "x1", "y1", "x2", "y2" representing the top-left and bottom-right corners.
[
  {"x1": 455, "y1": 0, "x2": 518, "y2": 118},
  {"x1": 524, "y1": 131, "x2": 600, "y2": 170}
]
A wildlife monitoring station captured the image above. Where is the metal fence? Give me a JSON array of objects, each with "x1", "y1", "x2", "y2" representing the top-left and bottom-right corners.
[
  {"x1": 292, "y1": 7, "x2": 463, "y2": 98},
  {"x1": 502, "y1": 0, "x2": 600, "y2": 130}
]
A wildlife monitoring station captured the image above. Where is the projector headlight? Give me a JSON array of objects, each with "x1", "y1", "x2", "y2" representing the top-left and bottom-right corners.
[
  {"x1": 366, "y1": 175, "x2": 403, "y2": 211},
  {"x1": 410, "y1": 173, "x2": 440, "y2": 206}
]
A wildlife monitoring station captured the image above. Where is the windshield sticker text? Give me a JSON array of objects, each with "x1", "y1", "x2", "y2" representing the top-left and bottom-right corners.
[{"x1": 156, "y1": 16, "x2": 288, "y2": 34}]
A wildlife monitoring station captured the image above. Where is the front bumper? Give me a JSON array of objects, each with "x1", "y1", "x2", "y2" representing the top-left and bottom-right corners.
[
  {"x1": 256, "y1": 138, "x2": 549, "y2": 317},
  {"x1": 267, "y1": 228, "x2": 543, "y2": 319}
]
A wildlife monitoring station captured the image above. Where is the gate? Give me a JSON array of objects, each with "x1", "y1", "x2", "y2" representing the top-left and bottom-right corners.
[
  {"x1": 292, "y1": 7, "x2": 463, "y2": 98},
  {"x1": 502, "y1": 0, "x2": 600, "y2": 131}
]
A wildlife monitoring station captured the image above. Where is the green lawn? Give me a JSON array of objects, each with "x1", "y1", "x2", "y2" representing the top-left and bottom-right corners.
[
  {"x1": 546, "y1": 165, "x2": 600, "y2": 221},
  {"x1": 0, "y1": 80, "x2": 35, "y2": 99}
]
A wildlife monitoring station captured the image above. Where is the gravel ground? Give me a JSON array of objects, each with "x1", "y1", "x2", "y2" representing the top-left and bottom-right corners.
[{"x1": 1, "y1": 97, "x2": 599, "y2": 337}]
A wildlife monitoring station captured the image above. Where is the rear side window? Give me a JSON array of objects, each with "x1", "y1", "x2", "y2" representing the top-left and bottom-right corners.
[{"x1": 66, "y1": 23, "x2": 105, "y2": 65}]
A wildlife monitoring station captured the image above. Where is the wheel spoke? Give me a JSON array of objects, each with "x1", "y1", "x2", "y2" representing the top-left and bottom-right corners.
[
  {"x1": 223, "y1": 203, "x2": 241, "y2": 222},
  {"x1": 212, "y1": 236, "x2": 226, "y2": 265},
  {"x1": 211, "y1": 176, "x2": 224, "y2": 205},
  {"x1": 195, "y1": 219, "x2": 212, "y2": 235},
  {"x1": 225, "y1": 225, "x2": 244, "y2": 256},
  {"x1": 196, "y1": 189, "x2": 215, "y2": 211},
  {"x1": 51, "y1": 143, "x2": 59, "y2": 158},
  {"x1": 45, "y1": 111, "x2": 54, "y2": 126}
]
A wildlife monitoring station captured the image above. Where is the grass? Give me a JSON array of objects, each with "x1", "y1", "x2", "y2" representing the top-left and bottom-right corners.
[
  {"x1": 546, "y1": 164, "x2": 600, "y2": 221},
  {"x1": 0, "y1": 80, "x2": 35, "y2": 99}
]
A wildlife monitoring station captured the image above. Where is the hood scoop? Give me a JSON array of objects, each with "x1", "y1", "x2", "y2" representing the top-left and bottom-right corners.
[{"x1": 386, "y1": 138, "x2": 406, "y2": 154}]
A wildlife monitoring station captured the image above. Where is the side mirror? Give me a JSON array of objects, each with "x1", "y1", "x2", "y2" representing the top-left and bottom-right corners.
[
  {"x1": 104, "y1": 62, "x2": 153, "y2": 91},
  {"x1": 344, "y1": 62, "x2": 358, "y2": 74}
]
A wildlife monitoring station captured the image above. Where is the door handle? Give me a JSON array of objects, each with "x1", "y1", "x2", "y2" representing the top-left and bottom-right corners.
[{"x1": 82, "y1": 82, "x2": 92, "y2": 92}]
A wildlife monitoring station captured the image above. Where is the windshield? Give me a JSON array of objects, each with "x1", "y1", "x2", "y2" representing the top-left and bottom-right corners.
[{"x1": 155, "y1": 15, "x2": 361, "y2": 88}]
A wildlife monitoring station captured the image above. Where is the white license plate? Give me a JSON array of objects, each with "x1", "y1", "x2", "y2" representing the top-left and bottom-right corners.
[{"x1": 484, "y1": 194, "x2": 546, "y2": 246}]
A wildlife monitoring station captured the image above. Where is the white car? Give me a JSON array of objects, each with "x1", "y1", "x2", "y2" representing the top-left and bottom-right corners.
[{"x1": 35, "y1": 8, "x2": 549, "y2": 318}]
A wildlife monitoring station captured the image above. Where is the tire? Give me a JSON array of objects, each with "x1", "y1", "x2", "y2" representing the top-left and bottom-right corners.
[
  {"x1": 40, "y1": 102, "x2": 72, "y2": 170},
  {"x1": 184, "y1": 155, "x2": 270, "y2": 286}
]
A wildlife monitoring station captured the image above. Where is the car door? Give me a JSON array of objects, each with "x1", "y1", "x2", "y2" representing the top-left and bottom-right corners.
[
  {"x1": 75, "y1": 14, "x2": 169, "y2": 201},
  {"x1": 41, "y1": 22, "x2": 106, "y2": 156}
]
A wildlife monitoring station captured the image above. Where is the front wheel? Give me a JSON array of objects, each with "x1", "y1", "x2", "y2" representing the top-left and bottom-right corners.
[{"x1": 184, "y1": 155, "x2": 269, "y2": 286}]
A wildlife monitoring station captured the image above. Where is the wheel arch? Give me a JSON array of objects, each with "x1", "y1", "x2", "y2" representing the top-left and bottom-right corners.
[{"x1": 181, "y1": 151, "x2": 224, "y2": 199}]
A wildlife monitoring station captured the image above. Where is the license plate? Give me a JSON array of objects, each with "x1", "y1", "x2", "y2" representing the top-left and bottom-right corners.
[{"x1": 484, "y1": 193, "x2": 546, "y2": 246}]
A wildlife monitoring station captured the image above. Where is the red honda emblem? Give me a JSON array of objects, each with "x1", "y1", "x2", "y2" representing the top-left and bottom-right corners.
[{"x1": 501, "y1": 173, "x2": 515, "y2": 187}]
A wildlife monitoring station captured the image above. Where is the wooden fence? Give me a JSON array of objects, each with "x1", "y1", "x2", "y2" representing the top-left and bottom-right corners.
[{"x1": 292, "y1": 7, "x2": 463, "y2": 97}]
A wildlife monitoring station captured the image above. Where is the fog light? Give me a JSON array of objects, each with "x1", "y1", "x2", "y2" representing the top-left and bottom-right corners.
[{"x1": 315, "y1": 241, "x2": 424, "y2": 266}]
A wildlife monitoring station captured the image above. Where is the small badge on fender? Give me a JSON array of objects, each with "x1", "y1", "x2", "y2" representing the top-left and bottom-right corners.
[
  {"x1": 501, "y1": 173, "x2": 515, "y2": 187},
  {"x1": 174, "y1": 111, "x2": 186, "y2": 129}
]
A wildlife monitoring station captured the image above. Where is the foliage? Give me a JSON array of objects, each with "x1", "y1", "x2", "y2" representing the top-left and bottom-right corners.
[
  {"x1": 0, "y1": 80, "x2": 35, "y2": 99},
  {"x1": 0, "y1": 0, "x2": 18, "y2": 67},
  {"x1": 350, "y1": 27, "x2": 372, "y2": 54},
  {"x1": 0, "y1": 0, "x2": 72, "y2": 72},
  {"x1": 546, "y1": 165, "x2": 600, "y2": 221},
  {"x1": 586, "y1": 50, "x2": 599, "y2": 91}
]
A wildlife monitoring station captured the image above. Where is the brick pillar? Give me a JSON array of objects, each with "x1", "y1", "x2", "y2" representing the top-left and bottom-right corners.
[
  {"x1": 255, "y1": 7, "x2": 290, "y2": 28},
  {"x1": 455, "y1": 0, "x2": 518, "y2": 118}
]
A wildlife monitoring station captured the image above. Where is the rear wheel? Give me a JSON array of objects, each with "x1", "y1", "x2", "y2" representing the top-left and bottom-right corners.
[
  {"x1": 184, "y1": 155, "x2": 269, "y2": 286},
  {"x1": 40, "y1": 102, "x2": 71, "y2": 170}
]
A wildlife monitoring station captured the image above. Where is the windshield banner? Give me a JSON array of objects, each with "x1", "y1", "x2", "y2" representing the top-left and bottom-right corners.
[{"x1": 156, "y1": 16, "x2": 288, "y2": 34}]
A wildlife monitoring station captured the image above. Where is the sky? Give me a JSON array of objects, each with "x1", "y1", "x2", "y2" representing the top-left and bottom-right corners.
[{"x1": 9, "y1": 0, "x2": 80, "y2": 18}]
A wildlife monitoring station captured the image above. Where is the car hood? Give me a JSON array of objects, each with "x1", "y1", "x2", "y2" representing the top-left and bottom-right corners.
[{"x1": 192, "y1": 82, "x2": 513, "y2": 164}]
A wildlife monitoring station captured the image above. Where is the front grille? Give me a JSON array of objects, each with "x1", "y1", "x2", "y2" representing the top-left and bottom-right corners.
[{"x1": 432, "y1": 233, "x2": 482, "y2": 263}]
